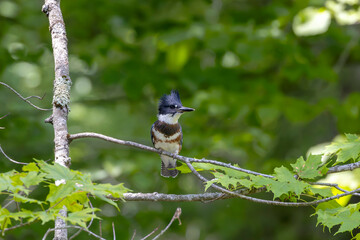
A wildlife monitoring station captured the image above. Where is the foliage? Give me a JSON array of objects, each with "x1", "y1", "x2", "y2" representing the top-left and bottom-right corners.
[
  {"x1": 0, "y1": 160, "x2": 129, "y2": 234},
  {"x1": 180, "y1": 134, "x2": 360, "y2": 235},
  {"x1": 1, "y1": 0, "x2": 360, "y2": 239}
]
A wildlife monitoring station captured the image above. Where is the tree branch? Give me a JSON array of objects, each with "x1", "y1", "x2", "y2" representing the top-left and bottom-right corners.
[
  {"x1": 327, "y1": 161, "x2": 360, "y2": 174},
  {"x1": 117, "y1": 187, "x2": 265, "y2": 202},
  {"x1": 68, "y1": 132, "x2": 273, "y2": 178},
  {"x1": 0, "y1": 144, "x2": 28, "y2": 165},
  {"x1": 69, "y1": 132, "x2": 360, "y2": 176},
  {"x1": 0, "y1": 82, "x2": 50, "y2": 111},
  {"x1": 70, "y1": 132, "x2": 360, "y2": 205},
  {"x1": 42, "y1": 0, "x2": 72, "y2": 239}
]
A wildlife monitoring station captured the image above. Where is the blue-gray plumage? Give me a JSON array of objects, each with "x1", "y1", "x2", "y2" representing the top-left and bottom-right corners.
[{"x1": 151, "y1": 90, "x2": 194, "y2": 178}]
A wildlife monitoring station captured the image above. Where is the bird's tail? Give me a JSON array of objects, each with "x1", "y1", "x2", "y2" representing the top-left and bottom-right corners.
[{"x1": 161, "y1": 158, "x2": 178, "y2": 178}]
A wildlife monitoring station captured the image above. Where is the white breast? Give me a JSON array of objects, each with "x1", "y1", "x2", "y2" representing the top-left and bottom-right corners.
[{"x1": 154, "y1": 141, "x2": 180, "y2": 154}]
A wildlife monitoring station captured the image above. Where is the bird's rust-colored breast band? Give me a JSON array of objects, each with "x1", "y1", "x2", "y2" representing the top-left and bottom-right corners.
[{"x1": 153, "y1": 120, "x2": 181, "y2": 137}]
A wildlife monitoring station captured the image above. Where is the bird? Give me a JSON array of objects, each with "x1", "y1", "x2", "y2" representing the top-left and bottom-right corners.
[{"x1": 151, "y1": 90, "x2": 195, "y2": 178}]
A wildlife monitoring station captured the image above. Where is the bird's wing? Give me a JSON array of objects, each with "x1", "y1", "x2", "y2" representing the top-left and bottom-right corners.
[{"x1": 150, "y1": 122, "x2": 155, "y2": 146}]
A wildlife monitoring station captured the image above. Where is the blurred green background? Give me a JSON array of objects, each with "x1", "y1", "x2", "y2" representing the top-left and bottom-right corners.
[{"x1": 1, "y1": 0, "x2": 360, "y2": 239}]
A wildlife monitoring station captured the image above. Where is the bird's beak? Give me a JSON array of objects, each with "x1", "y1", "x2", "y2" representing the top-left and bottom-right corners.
[{"x1": 178, "y1": 106, "x2": 195, "y2": 113}]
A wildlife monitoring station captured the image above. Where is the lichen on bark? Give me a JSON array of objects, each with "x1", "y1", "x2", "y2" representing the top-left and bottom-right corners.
[{"x1": 53, "y1": 75, "x2": 71, "y2": 108}]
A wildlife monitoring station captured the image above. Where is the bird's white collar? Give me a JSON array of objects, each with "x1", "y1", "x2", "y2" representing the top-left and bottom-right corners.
[{"x1": 158, "y1": 113, "x2": 182, "y2": 124}]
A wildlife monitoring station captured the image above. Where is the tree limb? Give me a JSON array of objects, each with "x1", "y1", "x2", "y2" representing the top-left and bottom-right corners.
[
  {"x1": 69, "y1": 132, "x2": 360, "y2": 176},
  {"x1": 68, "y1": 132, "x2": 273, "y2": 178},
  {"x1": 117, "y1": 187, "x2": 265, "y2": 202},
  {"x1": 70, "y1": 132, "x2": 360, "y2": 205}
]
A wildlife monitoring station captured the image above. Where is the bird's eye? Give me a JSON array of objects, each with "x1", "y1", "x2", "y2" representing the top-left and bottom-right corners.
[{"x1": 170, "y1": 105, "x2": 175, "y2": 109}]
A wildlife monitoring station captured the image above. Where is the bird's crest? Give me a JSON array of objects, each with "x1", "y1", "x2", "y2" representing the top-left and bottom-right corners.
[{"x1": 159, "y1": 90, "x2": 182, "y2": 108}]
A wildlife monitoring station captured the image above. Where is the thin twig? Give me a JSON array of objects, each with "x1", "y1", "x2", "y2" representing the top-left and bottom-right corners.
[
  {"x1": 42, "y1": 226, "x2": 106, "y2": 240},
  {"x1": 46, "y1": 196, "x2": 66, "y2": 212},
  {"x1": 0, "y1": 221, "x2": 35, "y2": 234},
  {"x1": 99, "y1": 220, "x2": 102, "y2": 238},
  {"x1": 131, "y1": 230, "x2": 136, "y2": 240},
  {"x1": 112, "y1": 222, "x2": 116, "y2": 240},
  {"x1": 151, "y1": 208, "x2": 182, "y2": 240},
  {"x1": 24, "y1": 93, "x2": 46, "y2": 101},
  {"x1": 310, "y1": 182, "x2": 360, "y2": 197},
  {"x1": 334, "y1": 32, "x2": 360, "y2": 73},
  {"x1": 0, "y1": 145, "x2": 27, "y2": 165},
  {"x1": 140, "y1": 227, "x2": 159, "y2": 240},
  {"x1": 2, "y1": 200, "x2": 15, "y2": 209},
  {"x1": 0, "y1": 114, "x2": 10, "y2": 120},
  {"x1": 0, "y1": 82, "x2": 50, "y2": 111}
]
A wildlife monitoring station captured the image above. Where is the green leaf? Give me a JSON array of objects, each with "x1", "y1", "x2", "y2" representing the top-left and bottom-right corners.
[
  {"x1": 38, "y1": 161, "x2": 76, "y2": 181},
  {"x1": 274, "y1": 166, "x2": 295, "y2": 181},
  {"x1": 22, "y1": 162, "x2": 39, "y2": 172},
  {"x1": 12, "y1": 192, "x2": 45, "y2": 205},
  {"x1": 291, "y1": 155, "x2": 328, "y2": 180},
  {"x1": 272, "y1": 166, "x2": 310, "y2": 198},
  {"x1": 324, "y1": 134, "x2": 360, "y2": 164},
  {"x1": 0, "y1": 172, "x2": 13, "y2": 192},
  {"x1": 20, "y1": 172, "x2": 45, "y2": 188},
  {"x1": 0, "y1": 208, "x2": 11, "y2": 231},
  {"x1": 50, "y1": 191, "x2": 88, "y2": 212},
  {"x1": 308, "y1": 187, "x2": 333, "y2": 198},
  {"x1": 37, "y1": 210, "x2": 57, "y2": 224},
  {"x1": 46, "y1": 182, "x2": 76, "y2": 203},
  {"x1": 314, "y1": 202, "x2": 360, "y2": 234},
  {"x1": 353, "y1": 232, "x2": 360, "y2": 240},
  {"x1": 337, "y1": 211, "x2": 360, "y2": 233},
  {"x1": 64, "y1": 208, "x2": 100, "y2": 228},
  {"x1": 209, "y1": 172, "x2": 239, "y2": 190}
]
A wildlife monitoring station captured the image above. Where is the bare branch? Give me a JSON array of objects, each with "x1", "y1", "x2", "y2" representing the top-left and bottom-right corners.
[
  {"x1": 117, "y1": 187, "x2": 264, "y2": 202},
  {"x1": 309, "y1": 182, "x2": 360, "y2": 197},
  {"x1": 0, "y1": 220, "x2": 35, "y2": 234},
  {"x1": 131, "y1": 229, "x2": 136, "y2": 240},
  {"x1": 334, "y1": 32, "x2": 360, "y2": 73},
  {"x1": 42, "y1": 226, "x2": 105, "y2": 240},
  {"x1": 24, "y1": 93, "x2": 46, "y2": 101},
  {"x1": 99, "y1": 220, "x2": 102, "y2": 238},
  {"x1": 0, "y1": 82, "x2": 50, "y2": 111},
  {"x1": 112, "y1": 222, "x2": 116, "y2": 240},
  {"x1": 0, "y1": 144, "x2": 27, "y2": 165},
  {"x1": 140, "y1": 227, "x2": 158, "y2": 240},
  {"x1": 328, "y1": 161, "x2": 360, "y2": 174},
  {"x1": 68, "y1": 132, "x2": 273, "y2": 178},
  {"x1": 0, "y1": 114, "x2": 10, "y2": 120},
  {"x1": 69, "y1": 132, "x2": 360, "y2": 177},
  {"x1": 151, "y1": 208, "x2": 182, "y2": 240}
]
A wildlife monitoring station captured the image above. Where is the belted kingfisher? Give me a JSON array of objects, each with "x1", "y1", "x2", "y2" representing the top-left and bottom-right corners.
[{"x1": 151, "y1": 90, "x2": 195, "y2": 178}]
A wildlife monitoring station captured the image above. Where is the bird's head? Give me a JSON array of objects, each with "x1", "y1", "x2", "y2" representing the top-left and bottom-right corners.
[{"x1": 158, "y1": 90, "x2": 194, "y2": 124}]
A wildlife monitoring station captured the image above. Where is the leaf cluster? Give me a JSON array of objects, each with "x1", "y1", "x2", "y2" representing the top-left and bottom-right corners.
[{"x1": 0, "y1": 160, "x2": 130, "y2": 234}]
